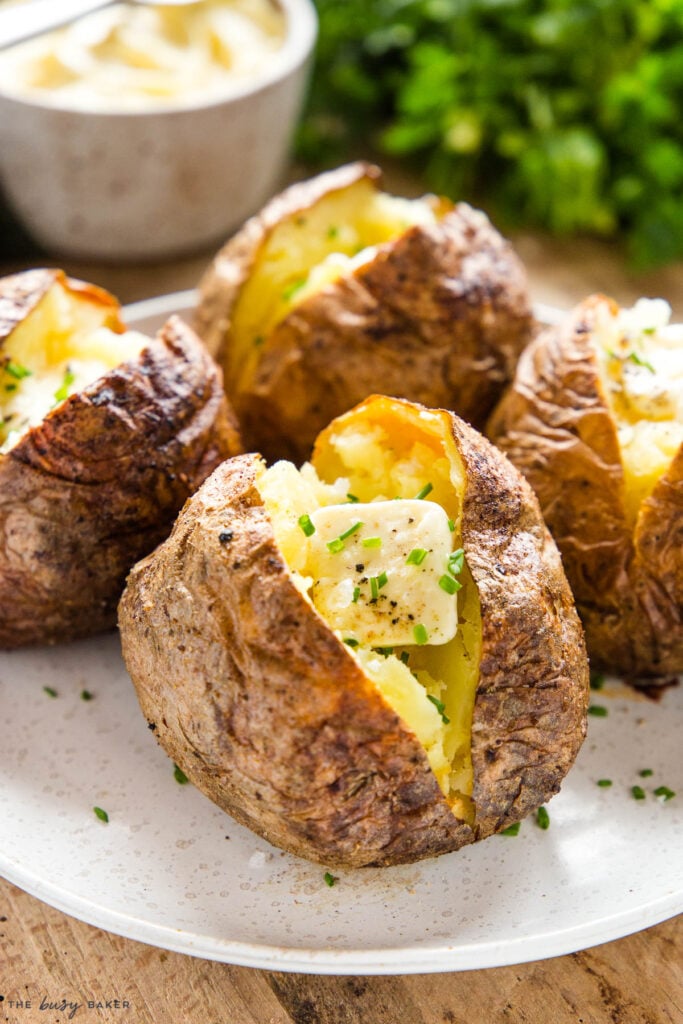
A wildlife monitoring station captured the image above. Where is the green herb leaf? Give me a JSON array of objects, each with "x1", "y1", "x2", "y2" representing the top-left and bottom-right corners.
[
  {"x1": 4, "y1": 383, "x2": 16, "y2": 392},
  {"x1": 414, "y1": 482, "x2": 433, "y2": 500},
  {"x1": 501, "y1": 822, "x2": 521, "y2": 836},
  {"x1": 282, "y1": 278, "x2": 307, "y2": 302},
  {"x1": 370, "y1": 576, "x2": 379, "y2": 600},
  {"x1": 374, "y1": 646, "x2": 394, "y2": 656},
  {"x1": 343, "y1": 637, "x2": 359, "y2": 648},
  {"x1": 413, "y1": 623, "x2": 428, "y2": 645},
  {"x1": 327, "y1": 538, "x2": 345, "y2": 554},
  {"x1": 93, "y1": 806, "x2": 109, "y2": 823},
  {"x1": 588, "y1": 705, "x2": 608, "y2": 717},
  {"x1": 377, "y1": 570, "x2": 388, "y2": 589},
  {"x1": 406, "y1": 548, "x2": 427, "y2": 565},
  {"x1": 628, "y1": 352, "x2": 656, "y2": 373},
  {"x1": 327, "y1": 226, "x2": 339, "y2": 240},
  {"x1": 352, "y1": 585, "x2": 360, "y2": 603},
  {"x1": 597, "y1": 778, "x2": 613, "y2": 787},
  {"x1": 590, "y1": 671, "x2": 605, "y2": 690},
  {"x1": 253, "y1": 335, "x2": 264, "y2": 348},
  {"x1": 298, "y1": 514, "x2": 315, "y2": 537},
  {"x1": 447, "y1": 548, "x2": 465, "y2": 576},
  {"x1": 339, "y1": 521, "x2": 363, "y2": 541},
  {"x1": 654, "y1": 785, "x2": 676, "y2": 801},
  {"x1": 346, "y1": 492, "x2": 359, "y2": 503},
  {"x1": 439, "y1": 573, "x2": 461, "y2": 594},
  {"x1": 43, "y1": 686, "x2": 58, "y2": 698},
  {"x1": 323, "y1": 871, "x2": 337, "y2": 887},
  {"x1": 447, "y1": 518, "x2": 455, "y2": 532},
  {"x1": 362, "y1": 536, "x2": 382, "y2": 548},
  {"x1": 5, "y1": 360, "x2": 32, "y2": 380},
  {"x1": 426, "y1": 693, "x2": 450, "y2": 724},
  {"x1": 400, "y1": 651, "x2": 410, "y2": 665},
  {"x1": 174, "y1": 764, "x2": 189, "y2": 785},
  {"x1": 53, "y1": 368, "x2": 75, "y2": 404},
  {"x1": 536, "y1": 806, "x2": 550, "y2": 830},
  {"x1": 80, "y1": 689, "x2": 93, "y2": 701},
  {"x1": 638, "y1": 768, "x2": 654, "y2": 778},
  {"x1": 631, "y1": 785, "x2": 646, "y2": 800}
]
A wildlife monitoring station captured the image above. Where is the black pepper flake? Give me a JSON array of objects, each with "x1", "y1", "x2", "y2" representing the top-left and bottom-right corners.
[
  {"x1": 355, "y1": 563, "x2": 365, "y2": 572},
  {"x1": 219, "y1": 531, "x2": 234, "y2": 544},
  {"x1": 148, "y1": 722, "x2": 157, "y2": 731},
  {"x1": 390, "y1": 600, "x2": 397, "y2": 608}
]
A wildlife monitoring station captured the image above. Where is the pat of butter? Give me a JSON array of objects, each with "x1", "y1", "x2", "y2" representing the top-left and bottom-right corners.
[{"x1": 305, "y1": 500, "x2": 458, "y2": 647}]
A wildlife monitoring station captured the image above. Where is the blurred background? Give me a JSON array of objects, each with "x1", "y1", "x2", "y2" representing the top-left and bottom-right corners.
[{"x1": 2, "y1": 0, "x2": 683, "y2": 311}]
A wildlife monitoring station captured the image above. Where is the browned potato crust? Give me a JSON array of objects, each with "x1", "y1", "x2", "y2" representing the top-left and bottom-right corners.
[
  {"x1": 488, "y1": 296, "x2": 683, "y2": 679},
  {"x1": 196, "y1": 162, "x2": 533, "y2": 463},
  {"x1": 119, "y1": 398, "x2": 588, "y2": 867},
  {"x1": 0, "y1": 270, "x2": 242, "y2": 648}
]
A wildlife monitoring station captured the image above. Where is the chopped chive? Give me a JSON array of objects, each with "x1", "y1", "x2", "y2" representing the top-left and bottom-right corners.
[
  {"x1": 352, "y1": 586, "x2": 360, "y2": 603},
  {"x1": 654, "y1": 786, "x2": 676, "y2": 801},
  {"x1": 588, "y1": 705, "x2": 608, "y2": 717},
  {"x1": 339, "y1": 521, "x2": 363, "y2": 542},
  {"x1": 590, "y1": 672, "x2": 605, "y2": 690},
  {"x1": 370, "y1": 576, "x2": 379, "y2": 600},
  {"x1": 628, "y1": 351, "x2": 656, "y2": 373},
  {"x1": 400, "y1": 651, "x2": 410, "y2": 665},
  {"x1": 80, "y1": 689, "x2": 93, "y2": 701},
  {"x1": 427, "y1": 694, "x2": 450, "y2": 724},
  {"x1": 5, "y1": 360, "x2": 32, "y2": 380},
  {"x1": 327, "y1": 538, "x2": 345, "y2": 553},
  {"x1": 4, "y1": 383, "x2": 16, "y2": 392},
  {"x1": 439, "y1": 574, "x2": 461, "y2": 594},
  {"x1": 253, "y1": 335, "x2": 264, "y2": 347},
  {"x1": 173, "y1": 764, "x2": 189, "y2": 784},
  {"x1": 323, "y1": 871, "x2": 337, "y2": 887},
  {"x1": 327, "y1": 226, "x2": 339, "y2": 239},
  {"x1": 414, "y1": 482, "x2": 433, "y2": 500},
  {"x1": 377, "y1": 571, "x2": 388, "y2": 589},
  {"x1": 501, "y1": 822, "x2": 521, "y2": 836},
  {"x1": 53, "y1": 368, "x2": 75, "y2": 404},
  {"x1": 298, "y1": 514, "x2": 315, "y2": 537},
  {"x1": 536, "y1": 806, "x2": 550, "y2": 830},
  {"x1": 631, "y1": 785, "x2": 646, "y2": 800},
  {"x1": 413, "y1": 623, "x2": 428, "y2": 645},
  {"x1": 447, "y1": 549, "x2": 465, "y2": 575},
  {"x1": 638, "y1": 768, "x2": 653, "y2": 778},
  {"x1": 447, "y1": 518, "x2": 455, "y2": 532},
  {"x1": 282, "y1": 277, "x2": 307, "y2": 302},
  {"x1": 362, "y1": 536, "x2": 382, "y2": 549},
  {"x1": 43, "y1": 686, "x2": 58, "y2": 698},
  {"x1": 406, "y1": 548, "x2": 428, "y2": 566},
  {"x1": 343, "y1": 637, "x2": 359, "y2": 648},
  {"x1": 93, "y1": 806, "x2": 109, "y2": 823},
  {"x1": 375, "y1": 646, "x2": 394, "y2": 657},
  {"x1": 597, "y1": 779, "x2": 613, "y2": 787},
  {"x1": 346, "y1": 493, "x2": 359, "y2": 503}
]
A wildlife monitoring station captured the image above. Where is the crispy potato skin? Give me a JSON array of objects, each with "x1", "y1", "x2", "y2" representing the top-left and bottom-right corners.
[
  {"x1": 488, "y1": 296, "x2": 683, "y2": 679},
  {"x1": 196, "y1": 163, "x2": 533, "y2": 463},
  {"x1": 119, "y1": 401, "x2": 588, "y2": 867},
  {"x1": 0, "y1": 315, "x2": 242, "y2": 648}
]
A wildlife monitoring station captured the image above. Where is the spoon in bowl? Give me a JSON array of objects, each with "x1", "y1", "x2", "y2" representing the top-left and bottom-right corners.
[{"x1": 0, "y1": 0, "x2": 204, "y2": 51}]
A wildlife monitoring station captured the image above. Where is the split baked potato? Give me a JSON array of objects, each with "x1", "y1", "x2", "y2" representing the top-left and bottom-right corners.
[
  {"x1": 0, "y1": 268, "x2": 242, "y2": 648},
  {"x1": 119, "y1": 394, "x2": 588, "y2": 868},
  {"x1": 196, "y1": 162, "x2": 533, "y2": 463},
  {"x1": 489, "y1": 295, "x2": 683, "y2": 680}
]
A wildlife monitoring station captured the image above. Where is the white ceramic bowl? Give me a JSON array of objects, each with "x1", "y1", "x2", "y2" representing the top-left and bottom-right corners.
[{"x1": 0, "y1": 0, "x2": 317, "y2": 261}]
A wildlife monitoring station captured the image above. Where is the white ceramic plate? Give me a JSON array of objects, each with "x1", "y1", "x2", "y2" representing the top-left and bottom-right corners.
[{"x1": 0, "y1": 292, "x2": 681, "y2": 975}]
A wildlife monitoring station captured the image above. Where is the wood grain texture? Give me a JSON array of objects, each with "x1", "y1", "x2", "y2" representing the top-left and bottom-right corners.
[{"x1": 0, "y1": 879, "x2": 681, "y2": 1024}]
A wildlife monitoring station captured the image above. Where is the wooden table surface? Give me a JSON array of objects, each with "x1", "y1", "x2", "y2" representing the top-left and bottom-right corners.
[{"x1": 1, "y1": 223, "x2": 682, "y2": 1024}]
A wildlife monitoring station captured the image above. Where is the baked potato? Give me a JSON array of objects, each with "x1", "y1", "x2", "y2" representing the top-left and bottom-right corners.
[
  {"x1": 119, "y1": 394, "x2": 588, "y2": 868},
  {"x1": 489, "y1": 295, "x2": 683, "y2": 680},
  {"x1": 0, "y1": 268, "x2": 242, "y2": 648},
  {"x1": 196, "y1": 162, "x2": 534, "y2": 464}
]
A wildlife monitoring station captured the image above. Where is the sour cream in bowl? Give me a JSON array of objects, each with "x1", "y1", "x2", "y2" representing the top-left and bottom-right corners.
[{"x1": 0, "y1": 0, "x2": 316, "y2": 259}]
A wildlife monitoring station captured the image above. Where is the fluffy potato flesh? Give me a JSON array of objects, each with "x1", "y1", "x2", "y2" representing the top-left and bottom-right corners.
[
  {"x1": 258, "y1": 403, "x2": 482, "y2": 822},
  {"x1": 229, "y1": 176, "x2": 446, "y2": 391},
  {"x1": 0, "y1": 276, "x2": 147, "y2": 452},
  {"x1": 593, "y1": 297, "x2": 683, "y2": 525}
]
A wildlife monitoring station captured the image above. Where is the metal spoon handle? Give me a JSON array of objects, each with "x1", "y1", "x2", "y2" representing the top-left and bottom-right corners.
[{"x1": 0, "y1": 0, "x2": 115, "y2": 51}]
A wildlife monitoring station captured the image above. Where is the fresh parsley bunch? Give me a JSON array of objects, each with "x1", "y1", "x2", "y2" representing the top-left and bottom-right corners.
[{"x1": 300, "y1": 0, "x2": 683, "y2": 266}]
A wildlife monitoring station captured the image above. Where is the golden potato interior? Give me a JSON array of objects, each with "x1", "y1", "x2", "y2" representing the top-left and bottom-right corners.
[
  {"x1": 229, "y1": 176, "x2": 450, "y2": 391},
  {"x1": 593, "y1": 298, "x2": 683, "y2": 524},
  {"x1": 0, "y1": 278, "x2": 147, "y2": 452},
  {"x1": 257, "y1": 401, "x2": 481, "y2": 824}
]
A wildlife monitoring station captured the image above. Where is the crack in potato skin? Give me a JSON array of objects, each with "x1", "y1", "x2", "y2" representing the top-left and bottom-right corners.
[
  {"x1": 488, "y1": 295, "x2": 683, "y2": 680},
  {"x1": 0, "y1": 313, "x2": 242, "y2": 648},
  {"x1": 119, "y1": 399, "x2": 587, "y2": 867}
]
